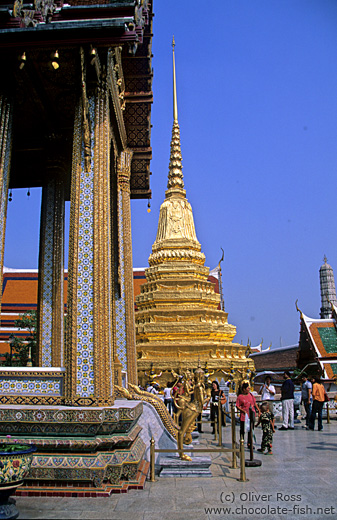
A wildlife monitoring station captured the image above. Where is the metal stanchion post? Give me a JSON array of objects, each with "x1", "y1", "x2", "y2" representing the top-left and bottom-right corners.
[
  {"x1": 218, "y1": 398, "x2": 222, "y2": 446},
  {"x1": 327, "y1": 399, "x2": 330, "y2": 424},
  {"x1": 213, "y1": 405, "x2": 218, "y2": 441},
  {"x1": 245, "y1": 407, "x2": 262, "y2": 468},
  {"x1": 249, "y1": 407, "x2": 254, "y2": 461},
  {"x1": 223, "y1": 394, "x2": 226, "y2": 428},
  {"x1": 150, "y1": 437, "x2": 155, "y2": 482},
  {"x1": 238, "y1": 437, "x2": 247, "y2": 482},
  {"x1": 231, "y1": 403, "x2": 237, "y2": 469}
]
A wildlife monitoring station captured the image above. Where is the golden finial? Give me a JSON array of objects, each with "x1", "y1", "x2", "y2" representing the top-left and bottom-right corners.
[
  {"x1": 165, "y1": 36, "x2": 184, "y2": 195},
  {"x1": 172, "y1": 35, "x2": 178, "y2": 122},
  {"x1": 217, "y1": 247, "x2": 224, "y2": 269}
]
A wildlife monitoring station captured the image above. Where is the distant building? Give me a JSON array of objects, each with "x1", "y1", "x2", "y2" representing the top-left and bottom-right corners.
[
  {"x1": 250, "y1": 344, "x2": 299, "y2": 392},
  {"x1": 319, "y1": 256, "x2": 337, "y2": 319},
  {"x1": 250, "y1": 344, "x2": 299, "y2": 376}
]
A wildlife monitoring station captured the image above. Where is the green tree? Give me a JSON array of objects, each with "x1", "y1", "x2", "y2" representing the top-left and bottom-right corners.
[{"x1": 6, "y1": 311, "x2": 37, "y2": 367}]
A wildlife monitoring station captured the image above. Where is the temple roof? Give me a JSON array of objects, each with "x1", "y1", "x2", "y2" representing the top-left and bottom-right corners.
[
  {"x1": 0, "y1": 0, "x2": 153, "y2": 199},
  {"x1": 299, "y1": 311, "x2": 337, "y2": 379}
]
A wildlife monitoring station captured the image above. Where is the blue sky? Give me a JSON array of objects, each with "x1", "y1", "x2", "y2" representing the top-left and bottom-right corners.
[{"x1": 5, "y1": 1, "x2": 337, "y2": 349}]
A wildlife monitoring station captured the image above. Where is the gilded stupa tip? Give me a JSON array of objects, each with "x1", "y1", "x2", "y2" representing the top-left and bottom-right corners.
[
  {"x1": 166, "y1": 37, "x2": 185, "y2": 197},
  {"x1": 150, "y1": 38, "x2": 201, "y2": 255},
  {"x1": 172, "y1": 35, "x2": 178, "y2": 122}
]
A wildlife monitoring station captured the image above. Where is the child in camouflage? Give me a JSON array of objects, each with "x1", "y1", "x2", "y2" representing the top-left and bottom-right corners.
[{"x1": 256, "y1": 401, "x2": 275, "y2": 455}]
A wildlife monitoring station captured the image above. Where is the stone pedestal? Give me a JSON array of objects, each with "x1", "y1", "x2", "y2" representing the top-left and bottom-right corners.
[{"x1": 159, "y1": 456, "x2": 212, "y2": 478}]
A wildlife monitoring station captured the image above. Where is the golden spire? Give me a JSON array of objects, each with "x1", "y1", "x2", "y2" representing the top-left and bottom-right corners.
[
  {"x1": 150, "y1": 37, "x2": 202, "y2": 254},
  {"x1": 172, "y1": 36, "x2": 178, "y2": 122},
  {"x1": 166, "y1": 36, "x2": 185, "y2": 196}
]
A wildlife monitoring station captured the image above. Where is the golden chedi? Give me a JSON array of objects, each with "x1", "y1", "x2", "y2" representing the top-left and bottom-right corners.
[{"x1": 136, "y1": 38, "x2": 254, "y2": 387}]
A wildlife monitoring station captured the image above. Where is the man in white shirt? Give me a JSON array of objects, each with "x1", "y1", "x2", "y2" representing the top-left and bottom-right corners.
[
  {"x1": 147, "y1": 383, "x2": 159, "y2": 395},
  {"x1": 259, "y1": 376, "x2": 275, "y2": 400},
  {"x1": 301, "y1": 375, "x2": 312, "y2": 429}
]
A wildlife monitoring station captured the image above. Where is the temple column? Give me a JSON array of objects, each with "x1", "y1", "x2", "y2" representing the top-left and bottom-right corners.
[
  {"x1": 37, "y1": 175, "x2": 65, "y2": 367},
  {"x1": 0, "y1": 95, "x2": 12, "y2": 312},
  {"x1": 116, "y1": 150, "x2": 137, "y2": 385},
  {"x1": 65, "y1": 56, "x2": 114, "y2": 406}
]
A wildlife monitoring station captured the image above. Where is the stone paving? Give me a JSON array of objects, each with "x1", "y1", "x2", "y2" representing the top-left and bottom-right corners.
[{"x1": 16, "y1": 418, "x2": 337, "y2": 520}]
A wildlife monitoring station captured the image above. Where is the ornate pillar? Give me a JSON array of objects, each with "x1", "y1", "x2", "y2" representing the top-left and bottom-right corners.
[
  {"x1": 37, "y1": 175, "x2": 65, "y2": 367},
  {"x1": 116, "y1": 151, "x2": 137, "y2": 384},
  {"x1": 65, "y1": 53, "x2": 114, "y2": 406},
  {"x1": 0, "y1": 95, "x2": 12, "y2": 312}
]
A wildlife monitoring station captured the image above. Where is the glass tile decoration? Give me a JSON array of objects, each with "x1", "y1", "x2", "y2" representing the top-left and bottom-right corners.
[
  {"x1": 331, "y1": 363, "x2": 337, "y2": 375},
  {"x1": 318, "y1": 327, "x2": 337, "y2": 354},
  {"x1": 0, "y1": 375, "x2": 63, "y2": 396},
  {"x1": 40, "y1": 184, "x2": 55, "y2": 367},
  {"x1": 75, "y1": 97, "x2": 95, "y2": 397},
  {"x1": 115, "y1": 191, "x2": 127, "y2": 371}
]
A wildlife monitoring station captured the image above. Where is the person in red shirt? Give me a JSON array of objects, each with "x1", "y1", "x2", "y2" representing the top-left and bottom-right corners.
[{"x1": 236, "y1": 382, "x2": 260, "y2": 446}]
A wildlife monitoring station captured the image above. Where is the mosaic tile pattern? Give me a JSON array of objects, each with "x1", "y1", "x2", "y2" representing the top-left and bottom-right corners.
[
  {"x1": 318, "y1": 327, "x2": 337, "y2": 354},
  {"x1": 115, "y1": 190, "x2": 127, "y2": 370},
  {"x1": 0, "y1": 376, "x2": 63, "y2": 396},
  {"x1": 0, "y1": 402, "x2": 142, "y2": 424},
  {"x1": 75, "y1": 97, "x2": 95, "y2": 397},
  {"x1": 27, "y1": 435, "x2": 145, "y2": 487},
  {"x1": 40, "y1": 184, "x2": 55, "y2": 367}
]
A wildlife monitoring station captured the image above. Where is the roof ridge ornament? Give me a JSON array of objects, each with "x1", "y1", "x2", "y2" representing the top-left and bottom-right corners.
[{"x1": 295, "y1": 299, "x2": 303, "y2": 317}]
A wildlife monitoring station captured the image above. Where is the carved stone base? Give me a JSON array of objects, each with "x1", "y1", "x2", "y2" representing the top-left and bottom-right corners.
[{"x1": 0, "y1": 401, "x2": 147, "y2": 495}]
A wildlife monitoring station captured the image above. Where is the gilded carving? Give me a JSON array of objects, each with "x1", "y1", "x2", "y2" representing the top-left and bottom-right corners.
[
  {"x1": 117, "y1": 150, "x2": 138, "y2": 384},
  {"x1": 13, "y1": 0, "x2": 57, "y2": 27},
  {"x1": 80, "y1": 48, "x2": 92, "y2": 173},
  {"x1": 0, "y1": 96, "x2": 12, "y2": 317}
]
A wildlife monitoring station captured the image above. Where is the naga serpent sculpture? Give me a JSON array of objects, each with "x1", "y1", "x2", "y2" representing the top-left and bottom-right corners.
[
  {"x1": 116, "y1": 366, "x2": 206, "y2": 461},
  {"x1": 115, "y1": 383, "x2": 178, "y2": 439}
]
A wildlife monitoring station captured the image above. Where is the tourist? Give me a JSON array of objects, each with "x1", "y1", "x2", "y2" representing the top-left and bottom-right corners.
[
  {"x1": 236, "y1": 382, "x2": 259, "y2": 447},
  {"x1": 309, "y1": 376, "x2": 325, "y2": 431},
  {"x1": 147, "y1": 383, "x2": 159, "y2": 394},
  {"x1": 256, "y1": 401, "x2": 275, "y2": 455},
  {"x1": 258, "y1": 375, "x2": 275, "y2": 400},
  {"x1": 204, "y1": 381, "x2": 226, "y2": 434},
  {"x1": 163, "y1": 382, "x2": 173, "y2": 414},
  {"x1": 301, "y1": 375, "x2": 312, "y2": 429},
  {"x1": 279, "y1": 371, "x2": 295, "y2": 430}
]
